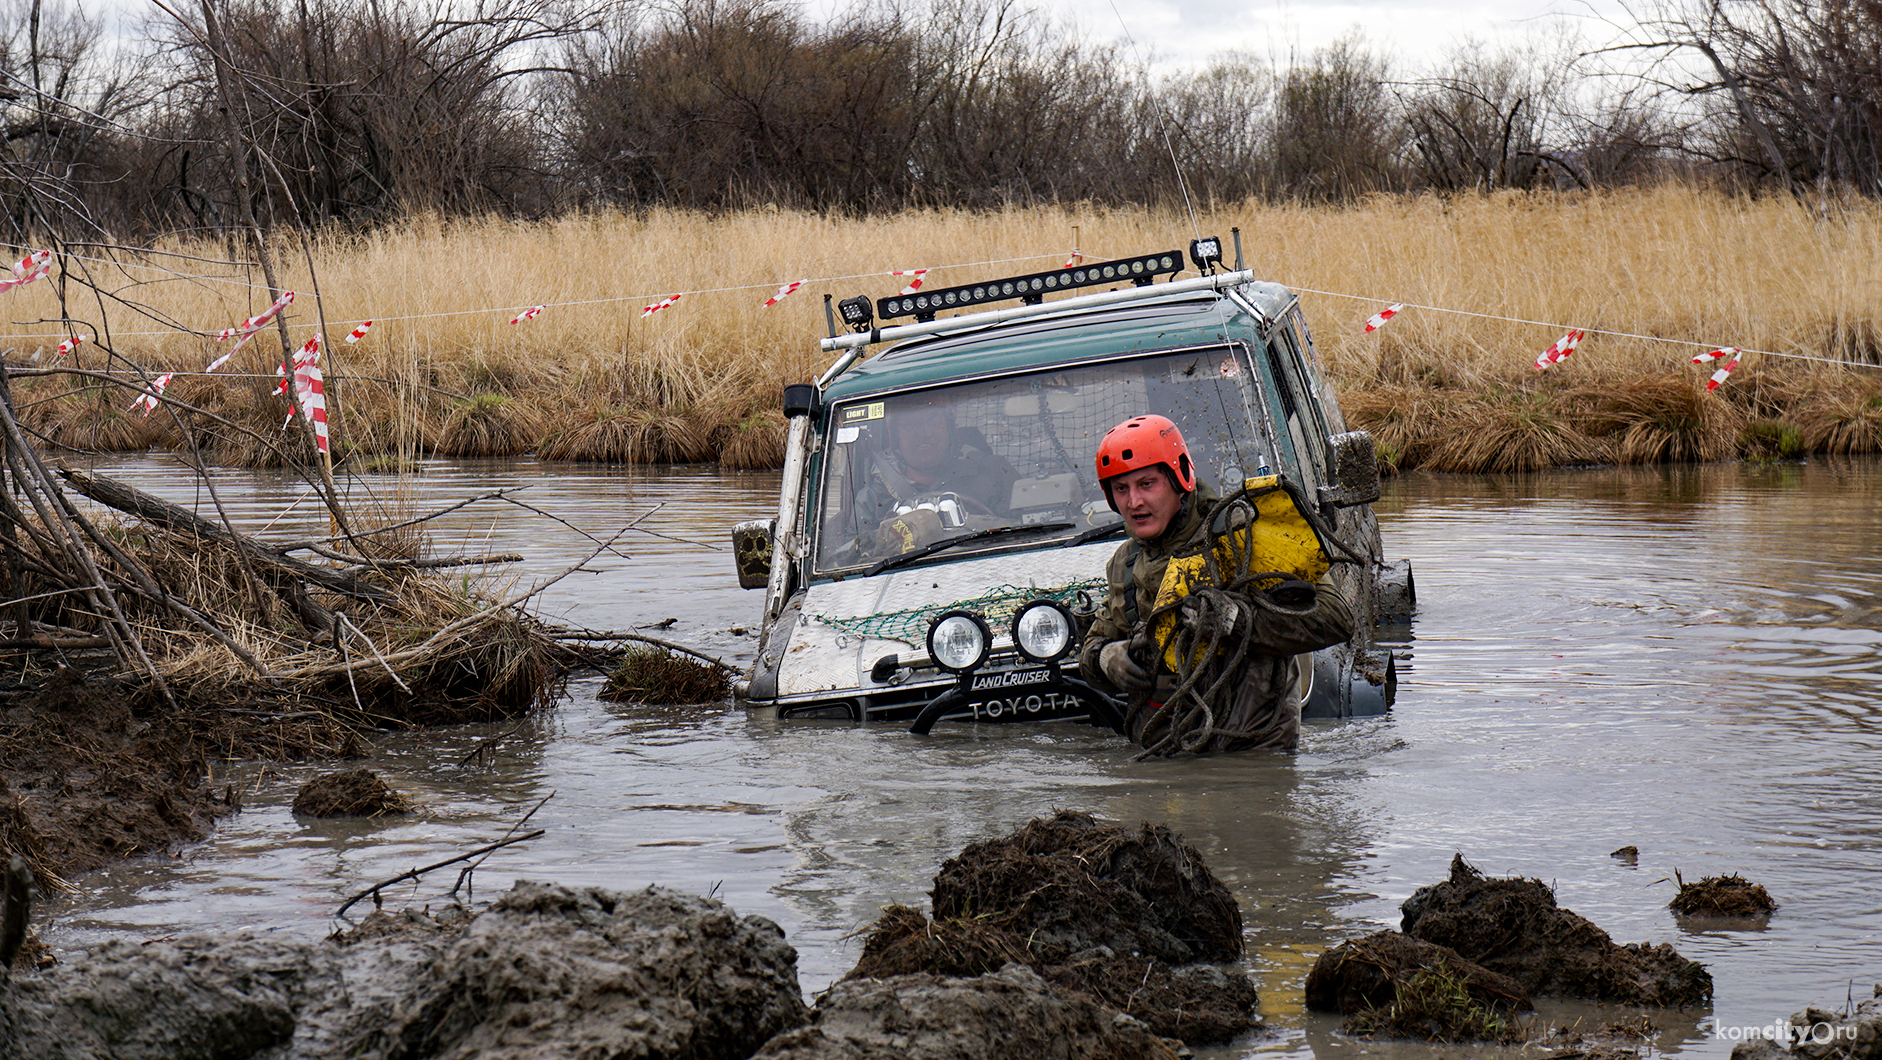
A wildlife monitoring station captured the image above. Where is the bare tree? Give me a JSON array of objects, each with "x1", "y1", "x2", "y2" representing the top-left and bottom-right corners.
[
  {"x1": 1265, "y1": 35, "x2": 1401, "y2": 201},
  {"x1": 139, "y1": 0, "x2": 596, "y2": 231},
  {"x1": 0, "y1": 0, "x2": 157, "y2": 242}
]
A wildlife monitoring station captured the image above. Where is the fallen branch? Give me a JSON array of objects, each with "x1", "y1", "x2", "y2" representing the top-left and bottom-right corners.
[
  {"x1": 0, "y1": 636, "x2": 109, "y2": 650},
  {"x1": 1, "y1": 855, "x2": 33, "y2": 974},
  {"x1": 274, "y1": 488, "x2": 531, "y2": 553},
  {"x1": 57, "y1": 466, "x2": 387, "y2": 601},
  {"x1": 336, "y1": 829, "x2": 545, "y2": 918},
  {"x1": 331, "y1": 552, "x2": 523, "y2": 577},
  {"x1": 450, "y1": 793, "x2": 554, "y2": 904},
  {"x1": 549, "y1": 628, "x2": 737, "y2": 671}
]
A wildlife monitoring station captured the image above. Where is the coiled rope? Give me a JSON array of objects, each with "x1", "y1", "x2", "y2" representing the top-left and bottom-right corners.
[{"x1": 1125, "y1": 481, "x2": 1367, "y2": 759}]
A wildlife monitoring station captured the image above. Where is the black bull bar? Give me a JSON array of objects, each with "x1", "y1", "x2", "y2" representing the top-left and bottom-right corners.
[{"x1": 908, "y1": 663, "x2": 1127, "y2": 736}]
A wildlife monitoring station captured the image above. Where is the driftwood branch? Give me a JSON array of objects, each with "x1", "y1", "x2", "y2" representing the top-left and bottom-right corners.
[
  {"x1": 57, "y1": 466, "x2": 387, "y2": 601},
  {"x1": 336, "y1": 829, "x2": 545, "y2": 918},
  {"x1": 1, "y1": 855, "x2": 35, "y2": 974},
  {"x1": 549, "y1": 629, "x2": 738, "y2": 671},
  {"x1": 329, "y1": 551, "x2": 523, "y2": 576},
  {"x1": 273, "y1": 488, "x2": 530, "y2": 552}
]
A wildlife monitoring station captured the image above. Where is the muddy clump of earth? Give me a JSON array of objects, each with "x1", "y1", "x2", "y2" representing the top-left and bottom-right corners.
[
  {"x1": 1305, "y1": 929, "x2": 1530, "y2": 1041},
  {"x1": 1668, "y1": 871, "x2": 1777, "y2": 917},
  {"x1": 1727, "y1": 985, "x2": 1882, "y2": 1060},
  {"x1": 0, "y1": 666, "x2": 237, "y2": 897},
  {"x1": 753, "y1": 964, "x2": 1182, "y2": 1060},
  {"x1": 292, "y1": 769, "x2": 413, "y2": 818},
  {"x1": 841, "y1": 809, "x2": 1258, "y2": 1045},
  {"x1": 0, "y1": 880, "x2": 808, "y2": 1060},
  {"x1": 1398, "y1": 853, "x2": 1712, "y2": 1007}
]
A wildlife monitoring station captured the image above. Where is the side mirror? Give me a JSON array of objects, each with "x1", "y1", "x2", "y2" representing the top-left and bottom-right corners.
[
  {"x1": 782, "y1": 383, "x2": 820, "y2": 419},
  {"x1": 732, "y1": 518, "x2": 776, "y2": 590},
  {"x1": 1319, "y1": 431, "x2": 1381, "y2": 508}
]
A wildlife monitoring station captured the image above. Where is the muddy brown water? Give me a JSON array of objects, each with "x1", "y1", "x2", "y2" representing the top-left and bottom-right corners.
[{"x1": 33, "y1": 455, "x2": 1882, "y2": 1057}]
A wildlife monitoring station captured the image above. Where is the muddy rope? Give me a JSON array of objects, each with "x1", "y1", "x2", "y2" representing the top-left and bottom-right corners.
[{"x1": 1126, "y1": 480, "x2": 1366, "y2": 759}]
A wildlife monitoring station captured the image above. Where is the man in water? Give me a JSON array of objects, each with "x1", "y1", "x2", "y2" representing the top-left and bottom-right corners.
[{"x1": 1077, "y1": 414, "x2": 1352, "y2": 753}]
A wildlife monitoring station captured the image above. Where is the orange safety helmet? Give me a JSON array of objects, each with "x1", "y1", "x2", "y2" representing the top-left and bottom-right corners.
[{"x1": 1095, "y1": 414, "x2": 1196, "y2": 510}]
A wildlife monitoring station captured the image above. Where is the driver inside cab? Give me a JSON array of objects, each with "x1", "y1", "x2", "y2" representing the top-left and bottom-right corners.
[{"x1": 852, "y1": 397, "x2": 1018, "y2": 554}]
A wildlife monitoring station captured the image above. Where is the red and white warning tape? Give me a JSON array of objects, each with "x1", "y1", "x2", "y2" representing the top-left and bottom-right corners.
[
  {"x1": 282, "y1": 336, "x2": 329, "y2": 453},
  {"x1": 0, "y1": 250, "x2": 52, "y2": 293},
  {"x1": 214, "y1": 290, "x2": 294, "y2": 342},
  {"x1": 642, "y1": 294, "x2": 681, "y2": 317},
  {"x1": 509, "y1": 305, "x2": 543, "y2": 325},
  {"x1": 1693, "y1": 347, "x2": 1742, "y2": 391},
  {"x1": 891, "y1": 269, "x2": 929, "y2": 295},
  {"x1": 130, "y1": 373, "x2": 173, "y2": 414},
  {"x1": 1363, "y1": 303, "x2": 1403, "y2": 333},
  {"x1": 54, "y1": 334, "x2": 86, "y2": 357},
  {"x1": 763, "y1": 280, "x2": 806, "y2": 308},
  {"x1": 208, "y1": 290, "x2": 295, "y2": 370},
  {"x1": 1065, "y1": 250, "x2": 1083, "y2": 268},
  {"x1": 1534, "y1": 329, "x2": 1585, "y2": 370},
  {"x1": 343, "y1": 320, "x2": 373, "y2": 343}
]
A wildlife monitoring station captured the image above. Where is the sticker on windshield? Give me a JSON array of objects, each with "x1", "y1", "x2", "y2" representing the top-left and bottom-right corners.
[
  {"x1": 842, "y1": 402, "x2": 885, "y2": 422},
  {"x1": 835, "y1": 425, "x2": 860, "y2": 443}
]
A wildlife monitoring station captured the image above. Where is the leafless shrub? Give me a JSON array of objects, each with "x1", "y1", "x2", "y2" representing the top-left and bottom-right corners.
[{"x1": 1266, "y1": 35, "x2": 1401, "y2": 202}]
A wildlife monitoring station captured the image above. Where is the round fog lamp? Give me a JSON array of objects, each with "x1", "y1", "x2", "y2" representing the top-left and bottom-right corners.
[
  {"x1": 1012, "y1": 600, "x2": 1074, "y2": 663},
  {"x1": 927, "y1": 610, "x2": 991, "y2": 674}
]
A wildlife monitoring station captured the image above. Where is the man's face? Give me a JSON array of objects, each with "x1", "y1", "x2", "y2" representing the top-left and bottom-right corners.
[
  {"x1": 897, "y1": 406, "x2": 952, "y2": 473},
  {"x1": 1107, "y1": 466, "x2": 1184, "y2": 540}
]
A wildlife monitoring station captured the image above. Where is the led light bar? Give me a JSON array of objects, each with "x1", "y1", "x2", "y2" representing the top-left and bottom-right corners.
[{"x1": 878, "y1": 250, "x2": 1185, "y2": 322}]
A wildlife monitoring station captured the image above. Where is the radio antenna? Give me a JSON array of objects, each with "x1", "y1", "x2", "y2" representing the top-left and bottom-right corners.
[{"x1": 1105, "y1": 0, "x2": 1200, "y2": 240}]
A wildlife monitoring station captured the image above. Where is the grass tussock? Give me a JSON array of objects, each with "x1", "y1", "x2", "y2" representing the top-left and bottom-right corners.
[
  {"x1": 33, "y1": 392, "x2": 158, "y2": 453},
  {"x1": 600, "y1": 646, "x2": 729, "y2": 703},
  {"x1": 714, "y1": 411, "x2": 788, "y2": 469},
  {"x1": 10, "y1": 185, "x2": 1882, "y2": 472},
  {"x1": 1669, "y1": 871, "x2": 1778, "y2": 916},
  {"x1": 538, "y1": 405, "x2": 711, "y2": 463},
  {"x1": 1344, "y1": 966, "x2": 1529, "y2": 1043},
  {"x1": 437, "y1": 393, "x2": 542, "y2": 457}
]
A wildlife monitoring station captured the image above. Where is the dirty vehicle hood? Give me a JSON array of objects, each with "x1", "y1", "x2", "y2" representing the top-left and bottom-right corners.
[{"x1": 778, "y1": 544, "x2": 1116, "y2": 697}]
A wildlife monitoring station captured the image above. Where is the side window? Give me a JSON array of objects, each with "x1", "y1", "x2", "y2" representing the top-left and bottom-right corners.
[
  {"x1": 1266, "y1": 324, "x2": 1329, "y2": 491},
  {"x1": 1282, "y1": 304, "x2": 1348, "y2": 434}
]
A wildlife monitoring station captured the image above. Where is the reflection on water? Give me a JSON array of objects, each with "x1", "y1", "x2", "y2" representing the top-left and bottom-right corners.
[{"x1": 38, "y1": 454, "x2": 1882, "y2": 1058}]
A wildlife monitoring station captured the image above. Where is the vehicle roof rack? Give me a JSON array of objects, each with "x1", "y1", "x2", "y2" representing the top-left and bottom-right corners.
[{"x1": 816, "y1": 267, "x2": 1259, "y2": 387}]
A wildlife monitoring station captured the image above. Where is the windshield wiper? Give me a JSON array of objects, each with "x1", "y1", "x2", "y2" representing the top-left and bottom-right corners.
[
  {"x1": 863, "y1": 522, "x2": 1074, "y2": 577},
  {"x1": 1064, "y1": 520, "x2": 1125, "y2": 547}
]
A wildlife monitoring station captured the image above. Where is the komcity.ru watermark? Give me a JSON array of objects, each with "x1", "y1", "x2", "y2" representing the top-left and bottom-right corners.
[{"x1": 1713, "y1": 1021, "x2": 1860, "y2": 1046}]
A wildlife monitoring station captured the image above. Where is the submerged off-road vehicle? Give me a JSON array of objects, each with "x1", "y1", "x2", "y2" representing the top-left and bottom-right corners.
[{"x1": 732, "y1": 235, "x2": 1413, "y2": 728}]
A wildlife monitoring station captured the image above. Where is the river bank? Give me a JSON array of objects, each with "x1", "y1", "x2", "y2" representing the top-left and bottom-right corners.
[{"x1": 8, "y1": 185, "x2": 1882, "y2": 474}]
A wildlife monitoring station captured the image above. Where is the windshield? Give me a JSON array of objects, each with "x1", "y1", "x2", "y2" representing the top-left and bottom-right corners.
[{"x1": 812, "y1": 345, "x2": 1275, "y2": 574}]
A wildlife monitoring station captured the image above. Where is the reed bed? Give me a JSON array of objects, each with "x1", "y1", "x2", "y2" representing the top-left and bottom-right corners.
[{"x1": 11, "y1": 184, "x2": 1882, "y2": 471}]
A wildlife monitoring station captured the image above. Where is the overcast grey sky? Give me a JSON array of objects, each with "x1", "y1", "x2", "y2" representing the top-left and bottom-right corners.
[{"x1": 1045, "y1": 0, "x2": 1638, "y2": 72}]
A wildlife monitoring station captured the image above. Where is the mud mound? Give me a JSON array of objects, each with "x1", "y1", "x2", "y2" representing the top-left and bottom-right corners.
[
  {"x1": 1400, "y1": 854, "x2": 1712, "y2": 1007},
  {"x1": 0, "y1": 667, "x2": 235, "y2": 890},
  {"x1": 1728, "y1": 989, "x2": 1882, "y2": 1060},
  {"x1": 1044, "y1": 956, "x2": 1259, "y2": 1045},
  {"x1": 366, "y1": 881, "x2": 808, "y2": 1060},
  {"x1": 292, "y1": 769, "x2": 413, "y2": 818},
  {"x1": 847, "y1": 904, "x2": 1030, "y2": 979},
  {"x1": 1305, "y1": 930, "x2": 1529, "y2": 1018},
  {"x1": 929, "y1": 809, "x2": 1242, "y2": 965},
  {"x1": 1669, "y1": 872, "x2": 1777, "y2": 916},
  {"x1": 0, "y1": 880, "x2": 807, "y2": 1060},
  {"x1": 845, "y1": 812, "x2": 1258, "y2": 1045},
  {"x1": 1343, "y1": 965, "x2": 1528, "y2": 1044},
  {"x1": 753, "y1": 964, "x2": 1182, "y2": 1060}
]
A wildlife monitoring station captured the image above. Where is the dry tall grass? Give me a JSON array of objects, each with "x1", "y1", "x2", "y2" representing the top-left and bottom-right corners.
[{"x1": 11, "y1": 184, "x2": 1882, "y2": 471}]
